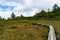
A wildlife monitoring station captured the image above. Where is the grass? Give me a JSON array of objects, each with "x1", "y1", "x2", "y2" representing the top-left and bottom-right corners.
[
  {"x1": 35, "y1": 20, "x2": 60, "y2": 40},
  {"x1": 0, "y1": 20, "x2": 48, "y2": 40},
  {"x1": 0, "y1": 19, "x2": 60, "y2": 40}
]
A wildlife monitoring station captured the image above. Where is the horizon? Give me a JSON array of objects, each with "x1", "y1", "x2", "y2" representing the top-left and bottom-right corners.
[{"x1": 0, "y1": 0, "x2": 60, "y2": 19}]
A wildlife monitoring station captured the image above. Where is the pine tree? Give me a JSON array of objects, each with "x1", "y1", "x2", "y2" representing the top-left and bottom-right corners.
[
  {"x1": 52, "y1": 4, "x2": 60, "y2": 12},
  {"x1": 11, "y1": 12, "x2": 15, "y2": 19}
]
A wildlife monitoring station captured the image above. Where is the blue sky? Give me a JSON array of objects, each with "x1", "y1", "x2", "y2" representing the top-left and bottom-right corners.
[
  {"x1": 0, "y1": 4, "x2": 15, "y2": 11},
  {"x1": 0, "y1": 0, "x2": 60, "y2": 18}
]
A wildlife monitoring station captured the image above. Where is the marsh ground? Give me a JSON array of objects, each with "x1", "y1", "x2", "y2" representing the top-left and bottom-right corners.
[{"x1": 0, "y1": 20, "x2": 60, "y2": 40}]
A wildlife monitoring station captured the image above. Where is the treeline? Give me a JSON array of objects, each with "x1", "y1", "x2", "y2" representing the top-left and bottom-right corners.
[
  {"x1": 0, "y1": 4, "x2": 60, "y2": 21},
  {"x1": 33, "y1": 4, "x2": 60, "y2": 20}
]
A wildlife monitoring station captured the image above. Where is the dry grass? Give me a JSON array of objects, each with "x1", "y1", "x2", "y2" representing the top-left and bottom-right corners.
[
  {"x1": 35, "y1": 20, "x2": 60, "y2": 40},
  {"x1": 0, "y1": 20, "x2": 60, "y2": 40},
  {"x1": 0, "y1": 20, "x2": 48, "y2": 40}
]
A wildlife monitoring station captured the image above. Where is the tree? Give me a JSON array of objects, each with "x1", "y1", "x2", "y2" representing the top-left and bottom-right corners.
[
  {"x1": 11, "y1": 12, "x2": 15, "y2": 19},
  {"x1": 33, "y1": 9, "x2": 47, "y2": 19},
  {"x1": 48, "y1": 9, "x2": 50, "y2": 13},
  {"x1": 21, "y1": 14, "x2": 24, "y2": 18},
  {"x1": 40, "y1": 10, "x2": 46, "y2": 13},
  {"x1": 40, "y1": 10, "x2": 47, "y2": 17},
  {"x1": 0, "y1": 16, "x2": 2, "y2": 20},
  {"x1": 52, "y1": 4, "x2": 59, "y2": 12}
]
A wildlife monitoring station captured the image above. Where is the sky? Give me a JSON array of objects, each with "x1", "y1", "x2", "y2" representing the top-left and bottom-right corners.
[{"x1": 0, "y1": 0, "x2": 60, "y2": 19}]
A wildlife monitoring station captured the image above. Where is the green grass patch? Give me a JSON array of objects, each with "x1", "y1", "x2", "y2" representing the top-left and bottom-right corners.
[{"x1": 0, "y1": 20, "x2": 48, "y2": 40}]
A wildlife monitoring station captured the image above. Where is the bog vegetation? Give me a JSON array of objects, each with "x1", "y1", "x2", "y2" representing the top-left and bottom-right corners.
[{"x1": 0, "y1": 4, "x2": 60, "y2": 40}]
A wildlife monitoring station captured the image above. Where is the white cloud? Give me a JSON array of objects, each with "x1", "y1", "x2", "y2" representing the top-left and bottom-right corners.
[
  {"x1": 25, "y1": 0, "x2": 32, "y2": 6},
  {"x1": 30, "y1": 8, "x2": 39, "y2": 16},
  {"x1": 0, "y1": 0, "x2": 60, "y2": 18},
  {"x1": 0, "y1": 10, "x2": 12, "y2": 19}
]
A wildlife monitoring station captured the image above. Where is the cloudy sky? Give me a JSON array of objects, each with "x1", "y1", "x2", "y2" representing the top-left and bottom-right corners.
[{"x1": 0, "y1": 0, "x2": 60, "y2": 18}]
